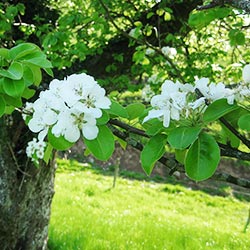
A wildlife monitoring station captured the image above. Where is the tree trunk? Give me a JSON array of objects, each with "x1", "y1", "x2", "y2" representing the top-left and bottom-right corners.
[{"x1": 0, "y1": 116, "x2": 56, "y2": 250}]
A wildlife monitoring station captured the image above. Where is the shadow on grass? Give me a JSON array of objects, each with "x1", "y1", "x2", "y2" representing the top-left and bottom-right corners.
[{"x1": 56, "y1": 158, "x2": 250, "y2": 202}]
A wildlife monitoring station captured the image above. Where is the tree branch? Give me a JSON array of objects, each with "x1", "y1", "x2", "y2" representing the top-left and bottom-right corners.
[
  {"x1": 195, "y1": 88, "x2": 250, "y2": 150},
  {"x1": 219, "y1": 142, "x2": 250, "y2": 161},
  {"x1": 98, "y1": 0, "x2": 186, "y2": 83},
  {"x1": 108, "y1": 122, "x2": 250, "y2": 189},
  {"x1": 109, "y1": 119, "x2": 149, "y2": 138},
  {"x1": 219, "y1": 117, "x2": 250, "y2": 149},
  {"x1": 197, "y1": 0, "x2": 250, "y2": 14}
]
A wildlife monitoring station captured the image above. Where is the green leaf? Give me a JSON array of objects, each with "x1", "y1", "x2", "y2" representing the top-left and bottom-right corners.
[
  {"x1": 23, "y1": 65, "x2": 34, "y2": 86},
  {"x1": 168, "y1": 126, "x2": 202, "y2": 150},
  {"x1": 3, "y1": 78, "x2": 25, "y2": 97},
  {"x1": 185, "y1": 133, "x2": 220, "y2": 181},
  {"x1": 188, "y1": 11, "x2": 211, "y2": 29},
  {"x1": 108, "y1": 100, "x2": 128, "y2": 118},
  {"x1": 238, "y1": 114, "x2": 250, "y2": 131},
  {"x1": 203, "y1": 99, "x2": 239, "y2": 123},
  {"x1": 22, "y1": 88, "x2": 36, "y2": 99},
  {"x1": 4, "y1": 106, "x2": 15, "y2": 115},
  {"x1": 126, "y1": 103, "x2": 145, "y2": 120},
  {"x1": 3, "y1": 94, "x2": 22, "y2": 107},
  {"x1": 229, "y1": 29, "x2": 245, "y2": 46},
  {"x1": 24, "y1": 55, "x2": 52, "y2": 68},
  {"x1": 0, "y1": 48, "x2": 10, "y2": 60},
  {"x1": 48, "y1": 130, "x2": 74, "y2": 151},
  {"x1": 220, "y1": 123, "x2": 240, "y2": 148},
  {"x1": 0, "y1": 95, "x2": 6, "y2": 117},
  {"x1": 28, "y1": 65, "x2": 42, "y2": 86},
  {"x1": 96, "y1": 110, "x2": 110, "y2": 125},
  {"x1": 156, "y1": 9, "x2": 165, "y2": 16},
  {"x1": 43, "y1": 143, "x2": 53, "y2": 164},
  {"x1": 223, "y1": 107, "x2": 249, "y2": 128},
  {"x1": 164, "y1": 12, "x2": 171, "y2": 21},
  {"x1": 0, "y1": 61, "x2": 23, "y2": 80},
  {"x1": 188, "y1": 7, "x2": 231, "y2": 30},
  {"x1": 146, "y1": 12, "x2": 154, "y2": 19},
  {"x1": 44, "y1": 67, "x2": 54, "y2": 77},
  {"x1": 9, "y1": 43, "x2": 37, "y2": 60},
  {"x1": 145, "y1": 118, "x2": 164, "y2": 136},
  {"x1": 175, "y1": 149, "x2": 186, "y2": 164},
  {"x1": 115, "y1": 136, "x2": 127, "y2": 150},
  {"x1": 84, "y1": 125, "x2": 115, "y2": 161},
  {"x1": 141, "y1": 134, "x2": 167, "y2": 175}
]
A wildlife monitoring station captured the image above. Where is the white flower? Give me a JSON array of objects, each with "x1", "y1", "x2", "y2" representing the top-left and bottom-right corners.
[
  {"x1": 129, "y1": 28, "x2": 141, "y2": 38},
  {"x1": 26, "y1": 138, "x2": 46, "y2": 162},
  {"x1": 148, "y1": 74, "x2": 161, "y2": 85},
  {"x1": 243, "y1": 64, "x2": 250, "y2": 83},
  {"x1": 22, "y1": 102, "x2": 34, "y2": 121},
  {"x1": 61, "y1": 73, "x2": 111, "y2": 117},
  {"x1": 52, "y1": 108, "x2": 99, "y2": 142},
  {"x1": 141, "y1": 84, "x2": 155, "y2": 102},
  {"x1": 143, "y1": 80, "x2": 189, "y2": 127},
  {"x1": 26, "y1": 73, "x2": 111, "y2": 143},
  {"x1": 145, "y1": 48, "x2": 155, "y2": 56},
  {"x1": 161, "y1": 46, "x2": 177, "y2": 58},
  {"x1": 195, "y1": 78, "x2": 234, "y2": 105}
]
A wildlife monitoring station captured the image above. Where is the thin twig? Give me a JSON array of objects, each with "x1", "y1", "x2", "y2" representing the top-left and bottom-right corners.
[
  {"x1": 98, "y1": 0, "x2": 186, "y2": 82},
  {"x1": 109, "y1": 119, "x2": 149, "y2": 138},
  {"x1": 109, "y1": 123, "x2": 250, "y2": 188}
]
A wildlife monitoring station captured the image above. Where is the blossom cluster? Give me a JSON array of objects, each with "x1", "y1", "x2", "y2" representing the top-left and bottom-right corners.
[
  {"x1": 143, "y1": 65, "x2": 250, "y2": 127},
  {"x1": 161, "y1": 46, "x2": 177, "y2": 59},
  {"x1": 24, "y1": 73, "x2": 111, "y2": 161},
  {"x1": 141, "y1": 84, "x2": 155, "y2": 102},
  {"x1": 26, "y1": 138, "x2": 46, "y2": 164}
]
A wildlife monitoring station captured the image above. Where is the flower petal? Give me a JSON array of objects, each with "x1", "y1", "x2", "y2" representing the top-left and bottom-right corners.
[{"x1": 82, "y1": 124, "x2": 99, "y2": 140}]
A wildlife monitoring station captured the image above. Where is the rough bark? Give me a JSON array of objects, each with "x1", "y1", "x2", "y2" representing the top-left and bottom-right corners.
[
  {"x1": 225, "y1": 0, "x2": 250, "y2": 13},
  {"x1": 197, "y1": 0, "x2": 250, "y2": 13},
  {"x1": 0, "y1": 116, "x2": 56, "y2": 250}
]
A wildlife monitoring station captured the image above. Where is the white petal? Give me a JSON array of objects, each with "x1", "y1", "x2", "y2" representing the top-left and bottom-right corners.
[
  {"x1": 86, "y1": 107, "x2": 102, "y2": 118},
  {"x1": 189, "y1": 97, "x2": 206, "y2": 109},
  {"x1": 84, "y1": 113, "x2": 97, "y2": 125},
  {"x1": 43, "y1": 109, "x2": 58, "y2": 125},
  {"x1": 82, "y1": 124, "x2": 99, "y2": 140},
  {"x1": 28, "y1": 117, "x2": 44, "y2": 133},
  {"x1": 243, "y1": 64, "x2": 250, "y2": 83},
  {"x1": 51, "y1": 123, "x2": 62, "y2": 137},
  {"x1": 170, "y1": 107, "x2": 180, "y2": 121},
  {"x1": 163, "y1": 110, "x2": 171, "y2": 127},
  {"x1": 227, "y1": 95, "x2": 235, "y2": 105},
  {"x1": 143, "y1": 109, "x2": 164, "y2": 123},
  {"x1": 195, "y1": 78, "x2": 209, "y2": 96},
  {"x1": 95, "y1": 96, "x2": 111, "y2": 109},
  {"x1": 38, "y1": 127, "x2": 48, "y2": 141},
  {"x1": 64, "y1": 125, "x2": 80, "y2": 143}
]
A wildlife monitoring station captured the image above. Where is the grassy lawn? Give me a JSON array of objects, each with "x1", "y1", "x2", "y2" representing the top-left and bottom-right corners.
[{"x1": 48, "y1": 159, "x2": 250, "y2": 250}]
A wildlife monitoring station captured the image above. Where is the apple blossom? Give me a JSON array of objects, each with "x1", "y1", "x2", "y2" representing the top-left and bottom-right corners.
[
  {"x1": 243, "y1": 64, "x2": 250, "y2": 83},
  {"x1": 26, "y1": 138, "x2": 47, "y2": 164},
  {"x1": 25, "y1": 73, "x2": 111, "y2": 161}
]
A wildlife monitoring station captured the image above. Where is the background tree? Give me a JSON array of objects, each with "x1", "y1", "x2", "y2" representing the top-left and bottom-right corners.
[{"x1": 0, "y1": 0, "x2": 249, "y2": 249}]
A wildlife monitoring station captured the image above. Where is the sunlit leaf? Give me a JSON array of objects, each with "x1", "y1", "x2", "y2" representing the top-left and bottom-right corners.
[
  {"x1": 0, "y1": 95, "x2": 6, "y2": 117},
  {"x1": 238, "y1": 114, "x2": 250, "y2": 131},
  {"x1": 48, "y1": 130, "x2": 74, "y2": 151},
  {"x1": 3, "y1": 77, "x2": 25, "y2": 97},
  {"x1": 203, "y1": 99, "x2": 238, "y2": 123},
  {"x1": 141, "y1": 134, "x2": 167, "y2": 175},
  {"x1": 185, "y1": 133, "x2": 220, "y2": 181},
  {"x1": 168, "y1": 126, "x2": 201, "y2": 150},
  {"x1": 126, "y1": 103, "x2": 145, "y2": 120},
  {"x1": 84, "y1": 125, "x2": 115, "y2": 161}
]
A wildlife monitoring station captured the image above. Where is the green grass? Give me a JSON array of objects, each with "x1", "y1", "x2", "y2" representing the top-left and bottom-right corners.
[{"x1": 48, "y1": 159, "x2": 250, "y2": 250}]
